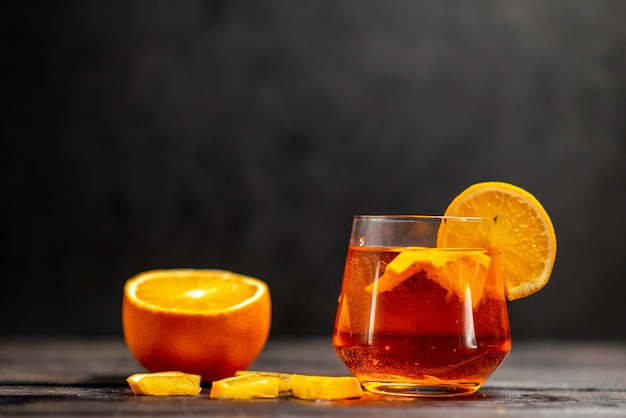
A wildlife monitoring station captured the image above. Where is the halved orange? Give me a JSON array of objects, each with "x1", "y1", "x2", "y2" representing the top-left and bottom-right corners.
[
  {"x1": 122, "y1": 269, "x2": 271, "y2": 382},
  {"x1": 438, "y1": 182, "x2": 557, "y2": 300}
]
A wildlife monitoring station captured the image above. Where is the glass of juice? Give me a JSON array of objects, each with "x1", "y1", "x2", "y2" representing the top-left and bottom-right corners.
[{"x1": 333, "y1": 215, "x2": 511, "y2": 397}]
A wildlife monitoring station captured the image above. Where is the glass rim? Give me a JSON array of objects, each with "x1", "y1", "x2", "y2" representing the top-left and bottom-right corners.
[{"x1": 353, "y1": 215, "x2": 488, "y2": 222}]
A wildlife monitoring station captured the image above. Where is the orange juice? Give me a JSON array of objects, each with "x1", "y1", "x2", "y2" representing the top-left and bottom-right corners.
[{"x1": 333, "y1": 246, "x2": 511, "y2": 396}]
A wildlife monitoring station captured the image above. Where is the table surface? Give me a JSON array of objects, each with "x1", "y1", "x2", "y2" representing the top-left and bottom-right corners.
[{"x1": 1, "y1": 337, "x2": 625, "y2": 417}]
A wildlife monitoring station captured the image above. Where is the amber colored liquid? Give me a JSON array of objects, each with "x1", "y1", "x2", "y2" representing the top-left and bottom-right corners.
[{"x1": 333, "y1": 246, "x2": 511, "y2": 396}]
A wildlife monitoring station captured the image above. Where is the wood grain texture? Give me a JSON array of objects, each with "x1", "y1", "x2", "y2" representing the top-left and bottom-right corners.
[{"x1": 1, "y1": 338, "x2": 624, "y2": 417}]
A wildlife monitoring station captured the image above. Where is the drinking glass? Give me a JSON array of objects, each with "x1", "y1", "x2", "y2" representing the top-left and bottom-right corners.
[{"x1": 333, "y1": 215, "x2": 511, "y2": 397}]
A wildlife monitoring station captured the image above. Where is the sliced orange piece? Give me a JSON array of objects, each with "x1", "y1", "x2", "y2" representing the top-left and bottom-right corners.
[
  {"x1": 209, "y1": 374, "x2": 282, "y2": 399},
  {"x1": 363, "y1": 248, "x2": 428, "y2": 295},
  {"x1": 438, "y1": 182, "x2": 557, "y2": 300},
  {"x1": 433, "y1": 250, "x2": 492, "y2": 307},
  {"x1": 126, "y1": 371, "x2": 202, "y2": 396},
  {"x1": 365, "y1": 249, "x2": 491, "y2": 308},
  {"x1": 364, "y1": 249, "x2": 491, "y2": 308},
  {"x1": 234, "y1": 371, "x2": 293, "y2": 394},
  {"x1": 290, "y1": 375, "x2": 363, "y2": 400},
  {"x1": 122, "y1": 269, "x2": 271, "y2": 382}
]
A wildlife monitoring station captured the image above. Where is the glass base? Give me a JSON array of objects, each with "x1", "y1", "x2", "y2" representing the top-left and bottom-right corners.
[{"x1": 362, "y1": 381, "x2": 481, "y2": 397}]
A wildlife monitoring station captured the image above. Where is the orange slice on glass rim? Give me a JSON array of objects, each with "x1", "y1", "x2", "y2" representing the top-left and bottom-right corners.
[{"x1": 437, "y1": 182, "x2": 557, "y2": 300}]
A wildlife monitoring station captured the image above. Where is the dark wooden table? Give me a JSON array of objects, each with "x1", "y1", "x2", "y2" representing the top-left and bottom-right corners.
[{"x1": 1, "y1": 337, "x2": 625, "y2": 417}]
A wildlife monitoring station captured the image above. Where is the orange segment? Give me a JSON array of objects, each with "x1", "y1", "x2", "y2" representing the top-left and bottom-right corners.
[
  {"x1": 126, "y1": 371, "x2": 202, "y2": 396},
  {"x1": 438, "y1": 182, "x2": 557, "y2": 300},
  {"x1": 290, "y1": 375, "x2": 363, "y2": 400},
  {"x1": 211, "y1": 372, "x2": 363, "y2": 400},
  {"x1": 363, "y1": 249, "x2": 427, "y2": 295},
  {"x1": 234, "y1": 371, "x2": 293, "y2": 394},
  {"x1": 122, "y1": 269, "x2": 271, "y2": 382},
  {"x1": 209, "y1": 374, "x2": 282, "y2": 399},
  {"x1": 434, "y1": 251, "x2": 492, "y2": 308},
  {"x1": 365, "y1": 249, "x2": 491, "y2": 308}
]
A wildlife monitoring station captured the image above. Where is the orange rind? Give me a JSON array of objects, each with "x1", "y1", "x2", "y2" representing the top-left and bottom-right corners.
[{"x1": 439, "y1": 182, "x2": 557, "y2": 300}]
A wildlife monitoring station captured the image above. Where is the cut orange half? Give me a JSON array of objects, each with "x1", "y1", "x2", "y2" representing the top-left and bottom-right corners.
[
  {"x1": 122, "y1": 269, "x2": 271, "y2": 382},
  {"x1": 438, "y1": 182, "x2": 557, "y2": 300}
]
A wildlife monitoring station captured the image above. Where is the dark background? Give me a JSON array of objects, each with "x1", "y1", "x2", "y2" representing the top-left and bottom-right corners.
[{"x1": 3, "y1": 1, "x2": 626, "y2": 340}]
